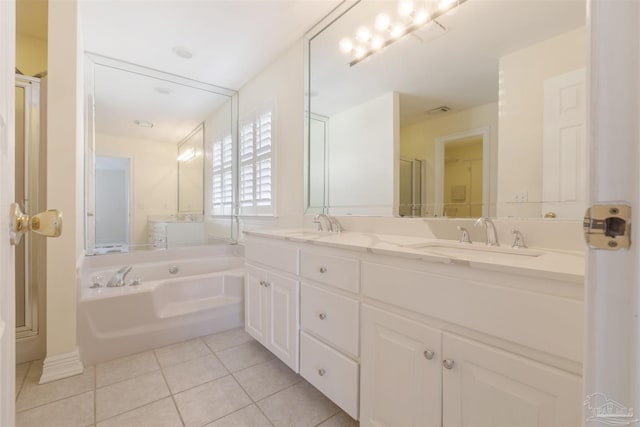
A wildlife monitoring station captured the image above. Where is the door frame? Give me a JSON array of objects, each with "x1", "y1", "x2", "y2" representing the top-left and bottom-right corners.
[
  {"x1": 0, "y1": 0, "x2": 16, "y2": 425},
  {"x1": 434, "y1": 126, "x2": 490, "y2": 217}
]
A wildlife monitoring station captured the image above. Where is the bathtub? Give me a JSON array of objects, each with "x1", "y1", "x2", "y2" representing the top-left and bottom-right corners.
[{"x1": 78, "y1": 245, "x2": 245, "y2": 365}]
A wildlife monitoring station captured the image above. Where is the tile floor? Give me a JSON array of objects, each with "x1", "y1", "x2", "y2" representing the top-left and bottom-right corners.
[{"x1": 14, "y1": 328, "x2": 359, "y2": 427}]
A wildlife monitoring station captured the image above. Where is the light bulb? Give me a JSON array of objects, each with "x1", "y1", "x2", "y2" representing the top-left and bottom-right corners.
[
  {"x1": 413, "y1": 9, "x2": 429, "y2": 24},
  {"x1": 374, "y1": 13, "x2": 391, "y2": 31},
  {"x1": 339, "y1": 38, "x2": 354, "y2": 53},
  {"x1": 391, "y1": 24, "x2": 405, "y2": 39},
  {"x1": 438, "y1": 0, "x2": 456, "y2": 11},
  {"x1": 354, "y1": 46, "x2": 366, "y2": 59},
  {"x1": 356, "y1": 26, "x2": 371, "y2": 43},
  {"x1": 398, "y1": 0, "x2": 414, "y2": 17},
  {"x1": 371, "y1": 36, "x2": 384, "y2": 50}
]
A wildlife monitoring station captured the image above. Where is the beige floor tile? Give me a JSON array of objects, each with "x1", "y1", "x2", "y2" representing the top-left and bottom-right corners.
[
  {"x1": 16, "y1": 364, "x2": 95, "y2": 411},
  {"x1": 96, "y1": 351, "x2": 159, "y2": 388},
  {"x1": 316, "y1": 412, "x2": 359, "y2": 427},
  {"x1": 15, "y1": 362, "x2": 31, "y2": 397},
  {"x1": 96, "y1": 370, "x2": 169, "y2": 421},
  {"x1": 257, "y1": 381, "x2": 340, "y2": 427},
  {"x1": 154, "y1": 338, "x2": 211, "y2": 368},
  {"x1": 174, "y1": 375, "x2": 252, "y2": 427},
  {"x1": 216, "y1": 340, "x2": 274, "y2": 373},
  {"x1": 233, "y1": 358, "x2": 301, "y2": 401},
  {"x1": 96, "y1": 397, "x2": 183, "y2": 427},
  {"x1": 163, "y1": 354, "x2": 228, "y2": 393},
  {"x1": 16, "y1": 390, "x2": 94, "y2": 427},
  {"x1": 204, "y1": 404, "x2": 273, "y2": 427},
  {"x1": 204, "y1": 327, "x2": 254, "y2": 352}
]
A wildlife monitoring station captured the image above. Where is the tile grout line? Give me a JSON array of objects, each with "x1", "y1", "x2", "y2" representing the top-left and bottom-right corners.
[
  {"x1": 94, "y1": 363, "x2": 97, "y2": 426},
  {"x1": 94, "y1": 394, "x2": 176, "y2": 426},
  {"x1": 14, "y1": 360, "x2": 32, "y2": 402},
  {"x1": 15, "y1": 371, "x2": 95, "y2": 414},
  {"x1": 153, "y1": 349, "x2": 187, "y2": 427},
  {"x1": 216, "y1": 371, "x2": 274, "y2": 427}
]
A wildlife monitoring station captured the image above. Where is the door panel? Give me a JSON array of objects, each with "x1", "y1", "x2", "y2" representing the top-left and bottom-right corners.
[
  {"x1": 244, "y1": 265, "x2": 267, "y2": 343},
  {"x1": 360, "y1": 305, "x2": 442, "y2": 427},
  {"x1": 0, "y1": 1, "x2": 16, "y2": 425},
  {"x1": 443, "y1": 333, "x2": 581, "y2": 427},
  {"x1": 267, "y1": 271, "x2": 299, "y2": 371}
]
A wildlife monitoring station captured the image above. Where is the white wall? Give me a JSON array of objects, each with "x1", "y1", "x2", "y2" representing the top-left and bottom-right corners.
[
  {"x1": 237, "y1": 40, "x2": 306, "y2": 235},
  {"x1": 16, "y1": 34, "x2": 47, "y2": 77},
  {"x1": 401, "y1": 102, "x2": 498, "y2": 217},
  {"x1": 45, "y1": 0, "x2": 84, "y2": 372},
  {"x1": 96, "y1": 133, "x2": 178, "y2": 245},
  {"x1": 497, "y1": 27, "x2": 586, "y2": 217},
  {"x1": 327, "y1": 92, "x2": 398, "y2": 216}
]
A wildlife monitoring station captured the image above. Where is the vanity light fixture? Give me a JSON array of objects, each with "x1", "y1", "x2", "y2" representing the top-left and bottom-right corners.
[
  {"x1": 133, "y1": 119, "x2": 154, "y2": 128},
  {"x1": 177, "y1": 147, "x2": 196, "y2": 162},
  {"x1": 341, "y1": 0, "x2": 466, "y2": 67}
]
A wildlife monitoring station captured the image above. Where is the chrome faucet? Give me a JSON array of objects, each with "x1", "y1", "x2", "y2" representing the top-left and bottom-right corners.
[
  {"x1": 474, "y1": 217, "x2": 499, "y2": 246},
  {"x1": 457, "y1": 226, "x2": 472, "y2": 244},
  {"x1": 511, "y1": 229, "x2": 527, "y2": 249},
  {"x1": 313, "y1": 214, "x2": 343, "y2": 233},
  {"x1": 106, "y1": 265, "x2": 133, "y2": 287}
]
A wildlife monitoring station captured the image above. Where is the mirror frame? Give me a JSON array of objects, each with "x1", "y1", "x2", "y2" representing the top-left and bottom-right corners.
[{"x1": 84, "y1": 52, "x2": 238, "y2": 254}]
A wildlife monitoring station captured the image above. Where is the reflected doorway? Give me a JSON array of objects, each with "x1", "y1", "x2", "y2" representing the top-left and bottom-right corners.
[
  {"x1": 95, "y1": 156, "x2": 131, "y2": 250},
  {"x1": 435, "y1": 127, "x2": 489, "y2": 218},
  {"x1": 399, "y1": 157, "x2": 425, "y2": 217}
]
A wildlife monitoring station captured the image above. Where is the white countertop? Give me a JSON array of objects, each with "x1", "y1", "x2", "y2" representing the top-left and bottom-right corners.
[{"x1": 243, "y1": 229, "x2": 585, "y2": 283}]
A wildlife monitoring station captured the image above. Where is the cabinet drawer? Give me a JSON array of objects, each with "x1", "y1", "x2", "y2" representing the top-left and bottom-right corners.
[
  {"x1": 245, "y1": 239, "x2": 299, "y2": 275},
  {"x1": 300, "y1": 251, "x2": 359, "y2": 293},
  {"x1": 300, "y1": 332, "x2": 359, "y2": 420},
  {"x1": 301, "y1": 284, "x2": 359, "y2": 356}
]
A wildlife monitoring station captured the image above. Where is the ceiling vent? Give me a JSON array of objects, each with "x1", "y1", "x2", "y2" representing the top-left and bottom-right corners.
[{"x1": 427, "y1": 106, "x2": 451, "y2": 115}]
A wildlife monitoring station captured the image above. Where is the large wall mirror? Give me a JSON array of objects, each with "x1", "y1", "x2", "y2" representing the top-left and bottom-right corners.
[
  {"x1": 306, "y1": 0, "x2": 586, "y2": 219},
  {"x1": 85, "y1": 54, "x2": 238, "y2": 255}
]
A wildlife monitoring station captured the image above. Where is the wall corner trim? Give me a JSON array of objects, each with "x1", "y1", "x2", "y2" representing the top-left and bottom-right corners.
[{"x1": 39, "y1": 349, "x2": 84, "y2": 384}]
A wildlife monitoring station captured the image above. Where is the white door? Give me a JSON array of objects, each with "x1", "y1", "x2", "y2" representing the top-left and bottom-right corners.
[
  {"x1": 442, "y1": 333, "x2": 581, "y2": 427},
  {"x1": 244, "y1": 264, "x2": 267, "y2": 343},
  {"x1": 0, "y1": 1, "x2": 16, "y2": 425},
  {"x1": 542, "y1": 68, "x2": 587, "y2": 219},
  {"x1": 584, "y1": 1, "x2": 640, "y2": 424},
  {"x1": 360, "y1": 305, "x2": 442, "y2": 427},
  {"x1": 266, "y1": 271, "x2": 299, "y2": 371}
]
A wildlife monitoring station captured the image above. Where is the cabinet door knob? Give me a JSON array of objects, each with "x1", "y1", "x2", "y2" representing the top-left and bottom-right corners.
[
  {"x1": 318, "y1": 368, "x2": 326, "y2": 376},
  {"x1": 318, "y1": 313, "x2": 327, "y2": 320},
  {"x1": 423, "y1": 350, "x2": 435, "y2": 360},
  {"x1": 259, "y1": 280, "x2": 265, "y2": 286},
  {"x1": 442, "y1": 359, "x2": 455, "y2": 370},
  {"x1": 264, "y1": 282, "x2": 271, "y2": 288},
  {"x1": 319, "y1": 267, "x2": 327, "y2": 273}
]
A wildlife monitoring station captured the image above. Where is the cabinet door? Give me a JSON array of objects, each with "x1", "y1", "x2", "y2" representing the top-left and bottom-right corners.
[
  {"x1": 360, "y1": 305, "x2": 442, "y2": 427},
  {"x1": 266, "y1": 271, "x2": 299, "y2": 372},
  {"x1": 244, "y1": 265, "x2": 267, "y2": 344},
  {"x1": 443, "y1": 333, "x2": 582, "y2": 427}
]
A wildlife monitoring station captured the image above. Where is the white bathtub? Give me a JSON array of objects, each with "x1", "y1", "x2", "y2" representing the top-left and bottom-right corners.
[{"x1": 78, "y1": 246, "x2": 245, "y2": 365}]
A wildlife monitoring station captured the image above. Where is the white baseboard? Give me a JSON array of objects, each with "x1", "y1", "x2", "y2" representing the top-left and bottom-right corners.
[{"x1": 39, "y1": 349, "x2": 84, "y2": 384}]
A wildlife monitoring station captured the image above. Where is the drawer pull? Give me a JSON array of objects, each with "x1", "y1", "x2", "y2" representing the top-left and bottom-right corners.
[
  {"x1": 318, "y1": 368, "x2": 326, "y2": 376},
  {"x1": 442, "y1": 359, "x2": 455, "y2": 370},
  {"x1": 423, "y1": 350, "x2": 435, "y2": 360},
  {"x1": 319, "y1": 267, "x2": 327, "y2": 273},
  {"x1": 318, "y1": 313, "x2": 327, "y2": 320}
]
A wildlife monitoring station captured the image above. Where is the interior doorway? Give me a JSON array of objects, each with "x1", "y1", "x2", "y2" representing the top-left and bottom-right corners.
[{"x1": 95, "y1": 155, "x2": 131, "y2": 250}]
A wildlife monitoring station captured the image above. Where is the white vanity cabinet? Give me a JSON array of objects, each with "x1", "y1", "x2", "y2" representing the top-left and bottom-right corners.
[{"x1": 244, "y1": 239, "x2": 300, "y2": 371}]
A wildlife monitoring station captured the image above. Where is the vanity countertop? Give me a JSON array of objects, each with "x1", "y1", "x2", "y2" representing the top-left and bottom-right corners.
[{"x1": 243, "y1": 229, "x2": 585, "y2": 283}]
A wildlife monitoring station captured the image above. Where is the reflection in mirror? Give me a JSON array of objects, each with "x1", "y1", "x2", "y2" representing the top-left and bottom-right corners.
[
  {"x1": 307, "y1": 0, "x2": 586, "y2": 219},
  {"x1": 85, "y1": 54, "x2": 237, "y2": 255}
]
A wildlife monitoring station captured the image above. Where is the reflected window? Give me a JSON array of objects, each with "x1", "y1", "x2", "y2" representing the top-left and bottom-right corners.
[
  {"x1": 211, "y1": 133, "x2": 233, "y2": 216},
  {"x1": 239, "y1": 107, "x2": 274, "y2": 215}
]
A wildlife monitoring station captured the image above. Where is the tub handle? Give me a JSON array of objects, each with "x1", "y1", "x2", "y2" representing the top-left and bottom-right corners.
[
  {"x1": 169, "y1": 265, "x2": 179, "y2": 275},
  {"x1": 318, "y1": 368, "x2": 326, "y2": 376},
  {"x1": 318, "y1": 313, "x2": 327, "y2": 320}
]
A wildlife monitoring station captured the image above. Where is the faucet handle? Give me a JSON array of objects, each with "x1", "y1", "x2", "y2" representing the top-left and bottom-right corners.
[
  {"x1": 329, "y1": 217, "x2": 343, "y2": 233},
  {"x1": 511, "y1": 229, "x2": 527, "y2": 248},
  {"x1": 457, "y1": 226, "x2": 472, "y2": 244},
  {"x1": 312, "y1": 214, "x2": 324, "y2": 232}
]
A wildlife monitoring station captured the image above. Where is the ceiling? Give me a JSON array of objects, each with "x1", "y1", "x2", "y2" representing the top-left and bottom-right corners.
[
  {"x1": 309, "y1": 0, "x2": 586, "y2": 124},
  {"x1": 80, "y1": 1, "x2": 341, "y2": 90}
]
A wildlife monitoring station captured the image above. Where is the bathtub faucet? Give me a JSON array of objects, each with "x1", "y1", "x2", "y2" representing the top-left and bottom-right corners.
[{"x1": 106, "y1": 265, "x2": 133, "y2": 287}]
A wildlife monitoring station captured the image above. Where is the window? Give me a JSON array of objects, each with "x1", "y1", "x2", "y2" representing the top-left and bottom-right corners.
[
  {"x1": 239, "y1": 107, "x2": 273, "y2": 215},
  {"x1": 211, "y1": 133, "x2": 233, "y2": 215}
]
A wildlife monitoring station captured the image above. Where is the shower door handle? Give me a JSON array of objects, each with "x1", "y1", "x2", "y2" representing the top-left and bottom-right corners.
[{"x1": 10, "y1": 203, "x2": 63, "y2": 245}]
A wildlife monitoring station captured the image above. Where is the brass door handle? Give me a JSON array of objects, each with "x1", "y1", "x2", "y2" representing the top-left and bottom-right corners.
[{"x1": 10, "y1": 203, "x2": 63, "y2": 245}]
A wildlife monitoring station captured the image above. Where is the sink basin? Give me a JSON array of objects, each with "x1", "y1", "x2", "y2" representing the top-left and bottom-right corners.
[{"x1": 403, "y1": 241, "x2": 544, "y2": 257}]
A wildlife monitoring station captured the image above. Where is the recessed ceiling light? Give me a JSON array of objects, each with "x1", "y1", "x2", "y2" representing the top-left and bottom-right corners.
[
  {"x1": 172, "y1": 46, "x2": 193, "y2": 59},
  {"x1": 133, "y1": 120, "x2": 154, "y2": 128},
  {"x1": 155, "y1": 86, "x2": 172, "y2": 95}
]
